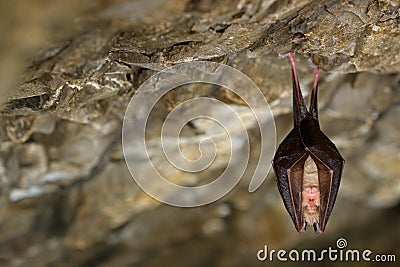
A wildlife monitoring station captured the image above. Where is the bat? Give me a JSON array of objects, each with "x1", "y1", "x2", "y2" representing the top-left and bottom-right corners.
[{"x1": 272, "y1": 53, "x2": 344, "y2": 234}]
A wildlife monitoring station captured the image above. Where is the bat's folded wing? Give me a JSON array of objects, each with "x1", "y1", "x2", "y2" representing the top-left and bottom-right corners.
[{"x1": 273, "y1": 128, "x2": 308, "y2": 231}]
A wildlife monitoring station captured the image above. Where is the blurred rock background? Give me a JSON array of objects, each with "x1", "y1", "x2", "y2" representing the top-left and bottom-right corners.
[{"x1": 0, "y1": 0, "x2": 399, "y2": 266}]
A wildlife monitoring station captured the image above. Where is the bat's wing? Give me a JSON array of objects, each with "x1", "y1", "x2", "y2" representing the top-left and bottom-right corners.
[
  {"x1": 272, "y1": 128, "x2": 308, "y2": 232},
  {"x1": 300, "y1": 117, "x2": 344, "y2": 232}
]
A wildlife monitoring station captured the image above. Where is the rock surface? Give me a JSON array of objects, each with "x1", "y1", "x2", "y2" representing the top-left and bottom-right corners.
[{"x1": 0, "y1": 0, "x2": 399, "y2": 266}]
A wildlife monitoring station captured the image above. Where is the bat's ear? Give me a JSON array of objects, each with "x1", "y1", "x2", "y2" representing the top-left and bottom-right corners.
[{"x1": 309, "y1": 67, "x2": 319, "y2": 119}]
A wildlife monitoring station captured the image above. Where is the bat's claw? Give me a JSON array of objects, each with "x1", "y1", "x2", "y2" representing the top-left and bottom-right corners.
[
  {"x1": 307, "y1": 57, "x2": 318, "y2": 68},
  {"x1": 278, "y1": 51, "x2": 297, "y2": 59}
]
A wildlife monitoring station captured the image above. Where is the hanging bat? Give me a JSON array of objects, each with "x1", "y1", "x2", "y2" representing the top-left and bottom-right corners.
[{"x1": 272, "y1": 53, "x2": 344, "y2": 234}]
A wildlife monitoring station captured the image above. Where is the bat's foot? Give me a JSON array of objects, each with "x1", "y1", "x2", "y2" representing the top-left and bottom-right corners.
[
  {"x1": 278, "y1": 51, "x2": 296, "y2": 59},
  {"x1": 307, "y1": 57, "x2": 318, "y2": 68}
]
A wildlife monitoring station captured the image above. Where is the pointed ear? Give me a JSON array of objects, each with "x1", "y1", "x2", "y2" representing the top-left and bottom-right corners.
[{"x1": 309, "y1": 67, "x2": 319, "y2": 119}]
